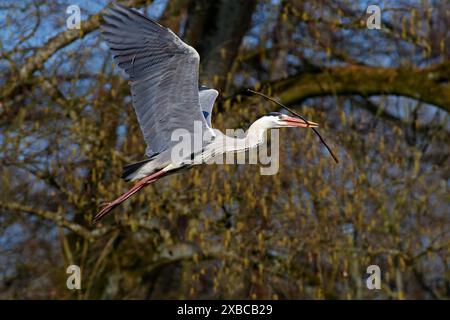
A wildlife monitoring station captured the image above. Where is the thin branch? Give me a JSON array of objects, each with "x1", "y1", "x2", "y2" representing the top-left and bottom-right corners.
[
  {"x1": 1, "y1": 0, "x2": 151, "y2": 100},
  {"x1": 0, "y1": 201, "x2": 95, "y2": 240}
]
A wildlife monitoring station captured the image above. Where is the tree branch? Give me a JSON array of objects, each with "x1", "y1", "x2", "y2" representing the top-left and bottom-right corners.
[
  {"x1": 1, "y1": 0, "x2": 151, "y2": 100},
  {"x1": 0, "y1": 201, "x2": 98, "y2": 240},
  {"x1": 272, "y1": 62, "x2": 450, "y2": 113}
]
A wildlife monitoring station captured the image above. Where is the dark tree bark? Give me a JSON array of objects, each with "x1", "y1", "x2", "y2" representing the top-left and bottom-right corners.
[{"x1": 183, "y1": 0, "x2": 257, "y2": 92}]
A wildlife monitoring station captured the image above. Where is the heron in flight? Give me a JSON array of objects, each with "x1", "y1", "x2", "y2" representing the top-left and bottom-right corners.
[{"x1": 94, "y1": 4, "x2": 318, "y2": 223}]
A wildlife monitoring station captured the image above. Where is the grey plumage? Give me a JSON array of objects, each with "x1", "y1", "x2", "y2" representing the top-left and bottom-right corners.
[
  {"x1": 101, "y1": 4, "x2": 212, "y2": 158},
  {"x1": 199, "y1": 87, "x2": 219, "y2": 127}
]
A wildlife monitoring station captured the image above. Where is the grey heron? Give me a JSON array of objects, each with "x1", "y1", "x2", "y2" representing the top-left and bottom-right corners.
[{"x1": 94, "y1": 4, "x2": 318, "y2": 223}]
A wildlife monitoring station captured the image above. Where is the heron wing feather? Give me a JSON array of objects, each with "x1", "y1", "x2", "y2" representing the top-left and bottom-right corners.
[
  {"x1": 199, "y1": 88, "x2": 219, "y2": 128},
  {"x1": 101, "y1": 4, "x2": 209, "y2": 155}
]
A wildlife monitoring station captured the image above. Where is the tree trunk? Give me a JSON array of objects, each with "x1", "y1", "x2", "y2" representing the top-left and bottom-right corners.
[{"x1": 184, "y1": 0, "x2": 257, "y2": 92}]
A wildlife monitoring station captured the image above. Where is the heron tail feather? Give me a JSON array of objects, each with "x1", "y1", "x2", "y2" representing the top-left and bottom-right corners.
[{"x1": 121, "y1": 153, "x2": 160, "y2": 181}]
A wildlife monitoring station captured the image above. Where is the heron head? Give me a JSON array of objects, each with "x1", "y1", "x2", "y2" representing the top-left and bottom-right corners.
[{"x1": 263, "y1": 112, "x2": 319, "y2": 129}]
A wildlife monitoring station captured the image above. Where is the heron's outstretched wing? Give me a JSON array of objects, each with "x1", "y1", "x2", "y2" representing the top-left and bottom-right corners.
[
  {"x1": 199, "y1": 86, "x2": 219, "y2": 128},
  {"x1": 101, "y1": 4, "x2": 210, "y2": 155}
]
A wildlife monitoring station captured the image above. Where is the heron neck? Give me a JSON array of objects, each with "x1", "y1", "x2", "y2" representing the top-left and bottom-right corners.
[
  {"x1": 223, "y1": 120, "x2": 267, "y2": 153},
  {"x1": 247, "y1": 121, "x2": 268, "y2": 146}
]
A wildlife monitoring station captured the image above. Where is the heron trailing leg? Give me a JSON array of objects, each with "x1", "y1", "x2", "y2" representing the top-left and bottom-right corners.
[{"x1": 93, "y1": 169, "x2": 166, "y2": 223}]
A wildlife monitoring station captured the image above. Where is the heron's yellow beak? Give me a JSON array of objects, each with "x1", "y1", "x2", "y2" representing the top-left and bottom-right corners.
[{"x1": 283, "y1": 115, "x2": 318, "y2": 128}]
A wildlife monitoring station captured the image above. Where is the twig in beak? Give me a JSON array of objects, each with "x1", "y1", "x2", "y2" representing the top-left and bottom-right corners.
[{"x1": 247, "y1": 89, "x2": 339, "y2": 164}]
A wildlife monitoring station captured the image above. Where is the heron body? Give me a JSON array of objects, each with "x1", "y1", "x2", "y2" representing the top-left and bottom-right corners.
[{"x1": 94, "y1": 4, "x2": 318, "y2": 223}]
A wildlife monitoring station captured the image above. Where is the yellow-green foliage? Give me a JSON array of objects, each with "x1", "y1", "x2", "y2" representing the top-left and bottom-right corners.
[{"x1": 0, "y1": 0, "x2": 448, "y2": 300}]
